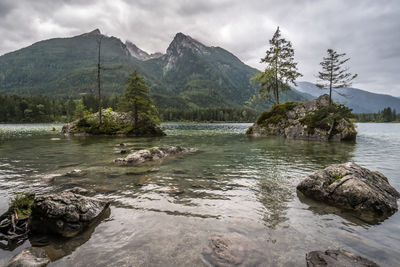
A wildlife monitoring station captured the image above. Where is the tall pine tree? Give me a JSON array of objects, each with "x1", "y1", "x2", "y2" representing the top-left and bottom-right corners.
[
  {"x1": 253, "y1": 26, "x2": 302, "y2": 105},
  {"x1": 317, "y1": 49, "x2": 357, "y2": 104},
  {"x1": 118, "y1": 71, "x2": 160, "y2": 129}
]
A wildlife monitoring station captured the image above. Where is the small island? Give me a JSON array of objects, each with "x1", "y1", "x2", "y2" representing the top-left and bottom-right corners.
[
  {"x1": 246, "y1": 94, "x2": 357, "y2": 141},
  {"x1": 62, "y1": 71, "x2": 165, "y2": 137}
]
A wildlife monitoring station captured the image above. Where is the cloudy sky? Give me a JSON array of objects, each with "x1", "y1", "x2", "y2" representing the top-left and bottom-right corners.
[{"x1": 1, "y1": 0, "x2": 399, "y2": 96}]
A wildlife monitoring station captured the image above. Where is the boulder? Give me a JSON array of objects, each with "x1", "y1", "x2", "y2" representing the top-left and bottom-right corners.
[
  {"x1": 306, "y1": 249, "x2": 379, "y2": 267},
  {"x1": 115, "y1": 146, "x2": 197, "y2": 165},
  {"x1": 247, "y1": 94, "x2": 357, "y2": 141},
  {"x1": 30, "y1": 191, "x2": 110, "y2": 238},
  {"x1": 6, "y1": 247, "x2": 50, "y2": 267},
  {"x1": 297, "y1": 162, "x2": 400, "y2": 220}
]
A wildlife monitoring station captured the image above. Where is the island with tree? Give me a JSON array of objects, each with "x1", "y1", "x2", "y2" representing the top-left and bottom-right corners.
[
  {"x1": 247, "y1": 27, "x2": 357, "y2": 141},
  {"x1": 62, "y1": 71, "x2": 165, "y2": 136}
]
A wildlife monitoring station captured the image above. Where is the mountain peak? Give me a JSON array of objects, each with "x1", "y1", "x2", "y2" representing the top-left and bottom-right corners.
[
  {"x1": 167, "y1": 32, "x2": 208, "y2": 56},
  {"x1": 88, "y1": 29, "x2": 101, "y2": 35},
  {"x1": 125, "y1": 41, "x2": 163, "y2": 61}
]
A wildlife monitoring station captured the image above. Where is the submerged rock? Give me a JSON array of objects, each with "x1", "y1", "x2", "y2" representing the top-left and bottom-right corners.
[
  {"x1": 247, "y1": 94, "x2": 357, "y2": 141},
  {"x1": 202, "y1": 232, "x2": 267, "y2": 266},
  {"x1": 115, "y1": 146, "x2": 197, "y2": 165},
  {"x1": 63, "y1": 169, "x2": 87, "y2": 177},
  {"x1": 6, "y1": 247, "x2": 50, "y2": 267},
  {"x1": 306, "y1": 249, "x2": 379, "y2": 267},
  {"x1": 297, "y1": 162, "x2": 400, "y2": 220},
  {"x1": 30, "y1": 191, "x2": 110, "y2": 237}
]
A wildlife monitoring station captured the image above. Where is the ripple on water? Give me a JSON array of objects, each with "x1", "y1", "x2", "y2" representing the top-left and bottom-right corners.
[{"x1": 0, "y1": 123, "x2": 399, "y2": 266}]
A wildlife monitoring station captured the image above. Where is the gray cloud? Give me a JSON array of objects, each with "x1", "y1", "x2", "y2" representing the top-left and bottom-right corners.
[{"x1": 0, "y1": 0, "x2": 399, "y2": 96}]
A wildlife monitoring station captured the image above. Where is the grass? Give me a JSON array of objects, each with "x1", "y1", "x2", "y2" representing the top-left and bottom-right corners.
[
  {"x1": 328, "y1": 173, "x2": 343, "y2": 185},
  {"x1": 256, "y1": 102, "x2": 299, "y2": 126},
  {"x1": 300, "y1": 103, "x2": 355, "y2": 134},
  {"x1": 9, "y1": 192, "x2": 35, "y2": 219}
]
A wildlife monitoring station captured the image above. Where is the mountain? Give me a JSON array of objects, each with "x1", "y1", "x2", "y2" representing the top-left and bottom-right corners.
[
  {"x1": 125, "y1": 41, "x2": 163, "y2": 60},
  {"x1": 294, "y1": 81, "x2": 400, "y2": 113},
  {"x1": 0, "y1": 29, "x2": 306, "y2": 109}
]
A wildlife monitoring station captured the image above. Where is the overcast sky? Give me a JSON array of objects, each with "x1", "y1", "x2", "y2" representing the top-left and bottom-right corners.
[{"x1": 1, "y1": 0, "x2": 399, "y2": 96}]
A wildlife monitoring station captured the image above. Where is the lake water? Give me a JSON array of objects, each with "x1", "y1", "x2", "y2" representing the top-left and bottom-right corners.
[{"x1": 0, "y1": 123, "x2": 399, "y2": 266}]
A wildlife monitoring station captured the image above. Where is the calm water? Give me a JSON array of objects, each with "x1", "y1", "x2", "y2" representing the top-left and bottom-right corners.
[{"x1": 0, "y1": 123, "x2": 399, "y2": 266}]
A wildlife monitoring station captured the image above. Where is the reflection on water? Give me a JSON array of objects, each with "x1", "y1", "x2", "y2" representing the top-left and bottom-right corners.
[{"x1": 0, "y1": 123, "x2": 399, "y2": 266}]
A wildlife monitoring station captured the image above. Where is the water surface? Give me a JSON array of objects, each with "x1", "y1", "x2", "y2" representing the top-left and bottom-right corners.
[{"x1": 0, "y1": 123, "x2": 399, "y2": 266}]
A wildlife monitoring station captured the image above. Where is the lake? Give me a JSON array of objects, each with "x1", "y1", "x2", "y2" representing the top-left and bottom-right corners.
[{"x1": 0, "y1": 123, "x2": 399, "y2": 266}]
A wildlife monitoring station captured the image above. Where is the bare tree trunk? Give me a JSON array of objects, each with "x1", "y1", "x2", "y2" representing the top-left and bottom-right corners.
[
  {"x1": 97, "y1": 37, "x2": 103, "y2": 124},
  {"x1": 134, "y1": 99, "x2": 138, "y2": 131},
  {"x1": 329, "y1": 63, "x2": 333, "y2": 105}
]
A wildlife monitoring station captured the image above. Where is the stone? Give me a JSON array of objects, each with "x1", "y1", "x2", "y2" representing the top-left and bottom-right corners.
[
  {"x1": 65, "y1": 187, "x2": 96, "y2": 196},
  {"x1": 247, "y1": 94, "x2": 357, "y2": 141},
  {"x1": 63, "y1": 169, "x2": 87, "y2": 177},
  {"x1": 202, "y1": 233, "x2": 267, "y2": 266},
  {"x1": 115, "y1": 146, "x2": 197, "y2": 165},
  {"x1": 297, "y1": 162, "x2": 400, "y2": 220},
  {"x1": 30, "y1": 191, "x2": 110, "y2": 237},
  {"x1": 306, "y1": 249, "x2": 379, "y2": 267},
  {"x1": 6, "y1": 247, "x2": 50, "y2": 267}
]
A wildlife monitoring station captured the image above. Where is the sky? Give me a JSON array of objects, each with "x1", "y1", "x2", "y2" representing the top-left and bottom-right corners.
[{"x1": 1, "y1": 0, "x2": 399, "y2": 96}]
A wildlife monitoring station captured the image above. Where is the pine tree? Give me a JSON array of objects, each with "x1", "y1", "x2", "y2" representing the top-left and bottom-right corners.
[
  {"x1": 253, "y1": 26, "x2": 302, "y2": 105},
  {"x1": 118, "y1": 71, "x2": 159, "y2": 129},
  {"x1": 317, "y1": 49, "x2": 357, "y2": 105}
]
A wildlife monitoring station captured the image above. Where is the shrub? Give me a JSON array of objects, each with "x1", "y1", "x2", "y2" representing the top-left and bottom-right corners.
[
  {"x1": 256, "y1": 102, "x2": 298, "y2": 126},
  {"x1": 300, "y1": 103, "x2": 354, "y2": 134},
  {"x1": 9, "y1": 192, "x2": 35, "y2": 219}
]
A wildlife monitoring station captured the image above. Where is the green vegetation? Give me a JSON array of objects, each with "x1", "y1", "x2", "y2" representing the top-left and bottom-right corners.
[
  {"x1": 9, "y1": 192, "x2": 35, "y2": 219},
  {"x1": 355, "y1": 107, "x2": 399, "y2": 122},
  {"x1": 328, "y1": 173, "x2": 343, "y2": 185},
  {"x1": 68, "y1": 108, "x2": 134, "y2": 135},
  {"x1": 118, "y1": 71, "x2": 160, "y2": 127},
  {"x1": 256, "y1": 102, "x2": 298, "y2": 126},
  {"x1": 159, "y1": 107, "x2": 257, "y2": 122},
  {"x1": 300, "y1": 103, "x2": 354, "y2": 134},
  {"x1": 252, "y1": 26, "x2": 302, "y2": 105},
  {"x1": 316, "y1": 49, "x2": 357, "y2": 104}
]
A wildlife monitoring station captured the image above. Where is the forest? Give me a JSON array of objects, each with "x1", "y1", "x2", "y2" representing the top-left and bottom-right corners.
[{"x1": 0, "y1": 94, "x2": 258, "y2": 123}]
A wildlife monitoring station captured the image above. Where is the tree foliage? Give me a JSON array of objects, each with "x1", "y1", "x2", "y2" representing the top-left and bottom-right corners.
[
  {"x1": 118, "y1": 70, "x2": 160, "y2": 127},
  {"x1": 317, "y1": 49, "x2": 357, "y2": 104},
  {"x1": 253, "y1": 27, "x2": 302, "y2": 105},
  {"x1": 355, "y1": 107, "x2": 399, "y2": 122}
]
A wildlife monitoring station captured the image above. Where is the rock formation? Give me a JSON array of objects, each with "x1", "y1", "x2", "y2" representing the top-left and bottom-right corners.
[
  {"x1": 30, "y1": 191, "x2": 110, "y2": 237},
  {"x1": 297, "y1": 162, "x2": 400, "y2": 221},
  {"x1": 247, "y1": 94, "x2": 357, "y2": 141},
  {"x1": 306, "y1": 249, "x2": 379, "y2": 267},
  {"x1": 115, "y1": 146, "x2": 197, "y2": 165}
]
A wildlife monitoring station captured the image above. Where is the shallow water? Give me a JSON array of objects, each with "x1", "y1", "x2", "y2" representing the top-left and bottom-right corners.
[{"x1": 0, "y1": 123, "x2": 399, "y2": 266}]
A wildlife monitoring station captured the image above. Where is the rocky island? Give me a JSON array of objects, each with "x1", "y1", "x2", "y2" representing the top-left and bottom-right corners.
[
  {"x1": 246, "y1": 94, "x2": 357, "y2": 141},
  {"x1": 62, "y1": 108, "x2": 165, "y2": 136}
]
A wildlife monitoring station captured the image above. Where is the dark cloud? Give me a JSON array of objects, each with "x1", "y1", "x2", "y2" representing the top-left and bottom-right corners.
[{"x1": 0, "y1": 0, "x2": 399, "y2": 96}]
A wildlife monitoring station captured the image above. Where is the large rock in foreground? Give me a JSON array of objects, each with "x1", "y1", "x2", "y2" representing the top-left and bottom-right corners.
[
  {"x1": 115, "y1": 146, "x2": 197, "y2": 165},
  {"x1": 62, "y1": 109, "x2": 165, "y2": 136},
  {"x1": 297, "y1": 162, "x2": 400, "y2": 220},
  {"x1": 306, "y1": 249, "x2": 379, "y2": 267},
  {"x1": 247, "y1": 94, "x2": 357, "y2": 141},
  {"x1": 30, "y1": 192, "x2": 110, "y2": 237}
]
